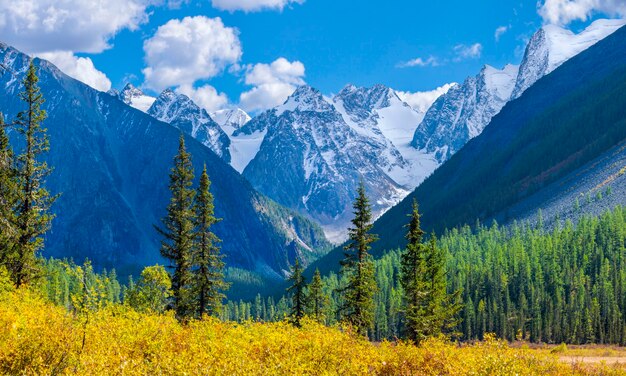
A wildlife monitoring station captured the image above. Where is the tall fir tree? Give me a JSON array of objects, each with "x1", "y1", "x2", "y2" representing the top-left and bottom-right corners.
[
  {"x1": 339, "y1": 181, "x2": 378, "y2": 336},
  {"x1": 307, "y1": 268, "x2": 328, "y2": 324},
  {"x1": 192, "y1": 165, "x2": 228, "y2": 318},
  {"x1": 287, "y1": 259, "x2": 306, "y2": 327},
  {"x1": 156, "y1": 134, "x2": 196, "y2": 320},
  {"x1": 400, "y1": 200, "x2": 429, "y2": 343},
  {"x1": 10, "y1": 62, "x2": 57, "y2": 288},
  {"x1": 401, "y1": 200, "x2": 460, "y2": 343},
  {"x1": 0, "y1": 113, "x2": 18, "y2": 268}
]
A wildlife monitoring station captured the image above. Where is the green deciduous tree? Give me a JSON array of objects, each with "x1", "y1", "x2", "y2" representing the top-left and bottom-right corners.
[
  {"x1": 156, "y1": 134, "x2": 196, "y2": 320},
  {"x1": 339, "y1": 182, "x2": 378, "y2": 336},
  {"x1": 124, "y1": 265, "x2": 172, "y2": 313},
  {"x1": 192, "y1": 165, "x2": 228, "y2": 318}
]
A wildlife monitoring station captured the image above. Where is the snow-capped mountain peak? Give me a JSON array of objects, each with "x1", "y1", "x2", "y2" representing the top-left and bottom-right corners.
[
  {"x1": 335, "y1": 84, "x2": 405, "y2": 119},
  {"x1": 210, "y1": 108, "x2": 251, "y2": 134},
  {"x1": 147, "y1": 89, "x2": 232, "y2": 162},
  {"x1": 483, "y1": 64, "x2": 519, "y2": 101},
  {"x1": 412, "y1": 63, "x2": 519, "y2": 162},
  {"x1": 511, "y1": 18, "x2": 625, "y2": 99},
  {"x1": 149, "y1": 89, "x2": 195, "y2": 124},
  {"x1": 277, "y1": 85, "x2": 333, "y2": 115},
  {"x1": 413, "y1": 19, "x2": 624, "y2": 164},
  {"x1": 110, "y1": 83, "x2": 156, "y2": 113},
  {"x1": 236, "y1": 82, "x2": 439, "y2": 241}
]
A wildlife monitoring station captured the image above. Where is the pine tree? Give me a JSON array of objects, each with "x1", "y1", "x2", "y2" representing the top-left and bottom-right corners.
[
  {"x1": 0, "y1": 113, "x2": 18, "y2": 267},
  {"x1": 156, "y1": 134, "x2": 196, "y2": 320},
  {"x1": 307, "y1": 268, "x2": 328, "y2": 324},
  {"x1": 287, "y1": 259, "x2": 306, "y2": 327},
  {"x1": 339, "y1": 181, "x2": 378, "y2": 336},
  {"x1": 192, "y1": 165, "x2": 228, "y2": 318},
  {"x1": 400, "y1": 200, "x2": 429, "y2": 343},
  {"x1": 10, "y1": 62, "x2": 57, "y2": 288}
]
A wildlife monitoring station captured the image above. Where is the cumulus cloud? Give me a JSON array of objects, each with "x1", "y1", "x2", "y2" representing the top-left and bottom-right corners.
[
  {"x1": 538, "y1": 0, "x2": 626, "y2": 25},
  {"x1": 37, "y1": 51, "x2": 112, "y2": 91},
  {"x1": 142, "y1": 16, "x2": 242, "y2": 91},
  {"x1": 0, "y1": 0, "x2": 153, "y2": 54},
  {"x1": 397, "y1": 56, "x2": 440, "y2": 68},
  {"x1": 397, "y1": 83, "x2": 457, "y2": 113},
  {"x1": 239, "y1": 57, "x2": 305, "y2": 112},
  {"x1": 211, "y1": 0, "x2": 305, "y2": 12},
  {"x1": 177, "y1": 84, "x2": 229, "y2": 112},
  {"x1": 453, "y1": 43, "x2": 483, "y2": 60},
  {"x1": 495, "y1": 25, "x2": 510, "y2": 41}
]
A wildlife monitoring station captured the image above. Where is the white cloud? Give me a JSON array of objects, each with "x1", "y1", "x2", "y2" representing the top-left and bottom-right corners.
[
  {"x1": 177, "y1": 84, "x2": 229, "y2": 112},
  {"x1": 0, "y1": 0, "x2": 153, "y2": 54},
  {"x1": 397, "y1": 83, "x2": 457, "y2": 113},
  {"x1": 397, "y1": 56, "x2": 440, "y2": 68},
  {"x1": 244, "y1": 57, "x2": 305, "y2": 86},
  {"x1": 495, "y1": 25, "x2": 510, "y2": 41},
  {"x1": 538, "y1": 0, "x2": 626, "y2": 25},
  {"x1": 142, "y1": 16, "x2": 242, "y2": 91},
  {"x1": 211, "y1": 0, "x2": 304, "y2": 12},
  {"x1": 453, "y1": 43, "x2": 483, "y2": 60},
  {"x1": 239, "y1": 57, "x2": 305, "y2": 112},
  {"x1": 37, "y1": 51, "x2": 111, "y2": 91}
]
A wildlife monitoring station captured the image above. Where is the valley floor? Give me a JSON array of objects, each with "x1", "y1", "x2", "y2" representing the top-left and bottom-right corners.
[
  {"x1": 513, "y1": 343, "x2": 626, "y2": 369},
  {"x1": 2, "y1": 289, "x2": 626, "y2": 375}
]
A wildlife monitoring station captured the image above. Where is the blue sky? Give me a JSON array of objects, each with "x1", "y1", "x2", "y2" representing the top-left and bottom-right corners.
[
  {"x1": 1, "y1": 0, "x2": 624, "y2": 113},
  {"x1": 98, "y1": 0, "x2": 538, "y2": 92}
]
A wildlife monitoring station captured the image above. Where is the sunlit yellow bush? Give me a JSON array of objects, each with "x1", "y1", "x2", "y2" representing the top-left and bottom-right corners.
[{"x1": 0, "y1": 289, "x2": 624, "y2": 375}]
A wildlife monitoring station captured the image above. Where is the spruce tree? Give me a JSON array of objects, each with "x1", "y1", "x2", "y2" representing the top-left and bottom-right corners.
[
  {"x1": 401, "y1": 200, "x2": 460, "y2": 343},
  {"x1": 156, "y1": 134, "x2": 195, "y2": 320},
  {"x1": 339, "y1": 182, "x2": 378, "y2": 336},
  {"x1": 192, "y1": 165, "x2": 228, "y2": 318},
  {"x1": 307, "y1": 268, "x2": 328, "y2": 324},
  {"x1": 400, "y1": 200, "x2": 429, "y2": 343},
  {"x1": 10, "y1": 62, "x2": 56, "y2": 288},
  {"x1": 0, "y1": 113, "x2": 17, "y2": 267},
  {"x1": 287, "y1": 259, "x2": 306, "y2": 327}
]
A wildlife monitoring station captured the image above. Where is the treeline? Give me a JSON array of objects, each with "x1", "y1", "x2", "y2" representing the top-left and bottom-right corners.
[
  {"x1": 228, "y1": 206, "x2": 626, "y2": 344},
  {"x1": 224, "y1": 189, "x2": 459, "y2": 342}
]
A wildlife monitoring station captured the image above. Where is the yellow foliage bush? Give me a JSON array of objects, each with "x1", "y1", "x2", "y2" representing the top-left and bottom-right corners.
[{"x1": 0, "y1": 289, "x2": 624, "y2": 375}]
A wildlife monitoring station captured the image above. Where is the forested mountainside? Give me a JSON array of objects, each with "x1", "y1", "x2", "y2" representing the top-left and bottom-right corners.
[{"x1": 241, "y1": 207, "x2": 626, "y2": 344}]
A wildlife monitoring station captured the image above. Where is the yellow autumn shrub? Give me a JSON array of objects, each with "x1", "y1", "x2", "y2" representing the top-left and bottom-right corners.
[{"x1": 0, "y1": 289, "x2": 624, "y2": 375}]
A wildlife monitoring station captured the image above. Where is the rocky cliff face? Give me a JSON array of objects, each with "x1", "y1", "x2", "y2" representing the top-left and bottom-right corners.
[
  {"x1": 148, "y1": 89, "x2": 232, "y2": 163},
  {"x1": 412, "y1": 64, "x2": 519, "y2": 162}
]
